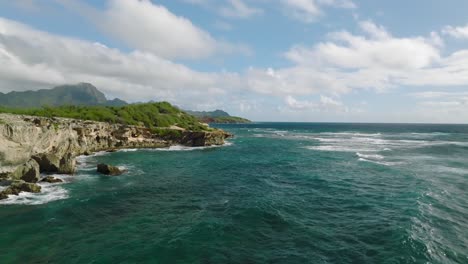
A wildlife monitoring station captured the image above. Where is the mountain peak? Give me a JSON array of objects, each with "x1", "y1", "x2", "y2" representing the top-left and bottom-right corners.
[{"x1": 0, "y1": 83, "x2": 127, "y2": 108}]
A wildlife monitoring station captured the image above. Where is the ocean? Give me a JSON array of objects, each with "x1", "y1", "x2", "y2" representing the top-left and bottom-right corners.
[{"x1": 1, "y1": 123, "x2": 467, "y2": 263}]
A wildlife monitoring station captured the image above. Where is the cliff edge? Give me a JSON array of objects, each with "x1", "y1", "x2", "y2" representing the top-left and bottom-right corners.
[{"x1": 0, "y1": 113, "x2": 231, "y2": 198}]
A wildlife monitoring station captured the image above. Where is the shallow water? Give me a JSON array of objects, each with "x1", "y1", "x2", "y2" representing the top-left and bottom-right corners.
[{"x1": 1, "y1": 123, "x2": 467, "y2": 263}]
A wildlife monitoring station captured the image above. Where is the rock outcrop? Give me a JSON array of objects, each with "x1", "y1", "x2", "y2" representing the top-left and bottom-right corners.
[
  {"x1": 0, "y1": 113, "x2": 231, "y2": 185},
  {"x1": 41, "y1": 176, "x2": 63, "y2": 183},
  {"x1": 0, "y1": 181, "x2": 41, "y2": 200},
  {"x1": 9, "y1": 159, "x2": 40, "y2": 183},
  {"x1": 97, "y1": 164, "x2": 126, "y2": 176},
  {"x1": 180, "y1": 130, "x2": 229, "y2": 146}
]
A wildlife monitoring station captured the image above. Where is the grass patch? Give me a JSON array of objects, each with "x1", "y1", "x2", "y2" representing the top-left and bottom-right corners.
[{"x1": 0, "y1": 102, "x2": 207, "y2": 131}]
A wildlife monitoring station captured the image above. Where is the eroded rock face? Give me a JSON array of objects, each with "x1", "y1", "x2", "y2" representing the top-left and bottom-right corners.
[
  {"x1": 97, "y1": 164, "x2": 126, "y2": 176},
  {"x1": 180, "y1": 131, "x2": 232, "y2": 147},
  {"x1": 9, "y1": 159, "x2": 40, "y2": 183},
  {"x1": 32, "y1": 153, "x2": 61, "y2": 173},
  {"x1": 0, "y1": 113, "x2": 230, "y2": 181},
  {"x1": 59, "y1": 153, "x2": 76, "y2": 174}
]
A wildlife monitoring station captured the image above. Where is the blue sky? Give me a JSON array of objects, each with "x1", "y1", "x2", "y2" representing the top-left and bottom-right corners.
[{"x1": 1, "y1": 0, "x2": 468, "y2": 123}]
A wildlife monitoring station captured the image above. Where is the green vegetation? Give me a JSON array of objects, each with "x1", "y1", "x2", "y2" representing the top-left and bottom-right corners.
[
  {"x1": 150, "y1": 127, "x2": 184, "y2": 138},
  {"x1": 187, "y1": 109, "x2": 251, "y2": 124},
  {"x1": 0, "y1": 102, "x2": 207, "y2": 131}
]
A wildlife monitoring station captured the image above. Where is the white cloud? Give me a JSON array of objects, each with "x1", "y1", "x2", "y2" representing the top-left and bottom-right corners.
[
  {"x1": 285, "y1": 95, "x2": 346, "y2": 112},
  {"x1": 58, "y1": 0, "x2": 249, "y2": 60},
  {"x1": 410, "y1": 91, "x2": 468, "y2": 123},
  {"x1": 411, "y1": 91, "x2": 468, "y2": 99},
  {"x1": 242, "y1": 20, "x2": 468, "y2": 114},
  {"x1": 281, "y1": 0, "x2": 356, "y2": 23},
  {"x1": 102, "y1": 0, "x2": 217, "y2": 59},
  {"x1": 183, "y1": 0, "x2": 263, "y2": 19},
  {"x1": 285, "y1": 21, "x2": 440, "y2": 70},
  {"x1": 442, "y1": 24, "x2": 468, "y2": 39},
  {"x1": 0, "y1": 17, "x2": 245, "y2": 109},
  {"x1": 246, "y1": 66, "x2": 350, "y2": 96},
  {"x1": 219, "y1": 0, "x2": 263, "y2": 19}
]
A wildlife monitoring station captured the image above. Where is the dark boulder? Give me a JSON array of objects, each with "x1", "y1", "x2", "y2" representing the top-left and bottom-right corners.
[
  {"x1": 97, "y1": 164, "x2": 126, "y2": 176},
  {"x1": 41, "y1": 176, "x2": 63, "y2": 183},
  {"x1": 180, "y1": 131, "x2": 231, "y2": 146}
]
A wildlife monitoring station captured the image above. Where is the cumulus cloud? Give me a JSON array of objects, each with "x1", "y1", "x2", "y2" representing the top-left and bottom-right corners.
[
  {"x1": 409, "y1": 90, "x2": 468, "y2": 123},
  {"x1": 240, "y1": 20, "x2": 468, "y2": 117},
  {"x1": 285, "y1": 21, "x2": 440, "y2": 70},
  {"x1": 3, "y1": 4, "x2": 468, "y2": 122},
  {"x1": 285, "y1": 95, "x2": 346, "y2": 112},
  {"x1": 281, "y1": 0, "x2": 356, "y2": 23},
  {"x1": 442, "y1": 24, "x2": 468, "y2": 39},
  {"x1": 0, "y1": 17, "x2": 246, "y2": 109},
  {"x1": 58, "y1": 0, "x2": 249, "y2": 60}
]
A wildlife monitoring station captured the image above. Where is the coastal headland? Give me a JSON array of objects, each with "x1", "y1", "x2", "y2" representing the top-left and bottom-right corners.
[{"x1": 0, "y1": 113, "x2": 231, "y2": 199}]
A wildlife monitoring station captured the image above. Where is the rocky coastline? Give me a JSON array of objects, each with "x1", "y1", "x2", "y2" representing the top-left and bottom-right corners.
[{"x1": 0, "y1": 113, "x2": 231, "y2": 200}]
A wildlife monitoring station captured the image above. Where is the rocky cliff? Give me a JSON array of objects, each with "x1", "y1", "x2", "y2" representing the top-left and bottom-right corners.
[{"x1": 0, "y1": 113, "x2": 231, "y2": 198}]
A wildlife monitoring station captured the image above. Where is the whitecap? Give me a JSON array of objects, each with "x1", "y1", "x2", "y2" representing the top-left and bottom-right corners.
[
  {"x1": 318, "y1": 132, "x2": 382, "y2": 137},
  {"x1": 356, "y1": 152, "x2": 384, "y2": 160},
  {"x1": 118, "y1": 148, "x2": 138, "y2": 152},
  {"x1": 306, "y1": 145, "x2": 374, "y2": 152},
  {"x1": 358, "y1": 158, "x2": 403, "y2": 166},
  {"x1": 0, "y1": 182, "x2": 69, "y2": 205},
  {"x1": 148, "y1": 142, "x2": 233, "y2": 152}
]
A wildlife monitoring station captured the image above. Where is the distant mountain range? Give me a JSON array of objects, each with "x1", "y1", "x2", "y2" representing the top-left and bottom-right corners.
[
  {"x1": 187, "y1": 110, "x2": 251, "y2": 124},
  {"x1": 0, "y1": 83, "x2": 127, "y2": 108},
  {"x1": 0, "y1": 83, "x2": 251, "y2": 123}
]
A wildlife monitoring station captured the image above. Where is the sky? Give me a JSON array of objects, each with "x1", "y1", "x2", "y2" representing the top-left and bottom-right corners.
[{"x1": 0, "y1": 0, "x2": 468, "y2": 123}]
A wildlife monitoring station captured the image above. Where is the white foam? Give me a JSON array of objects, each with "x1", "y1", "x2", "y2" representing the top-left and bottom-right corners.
[
  {"x1": 306, "y1": 145, "x2": 377, "y2": 152},
  {"x1": 356, "y1": 152, "x2": 384, "y2": 160},
  {"x1": 0, "y1": 182, "x2": 69, "y2": 205},
  {"x1": 148, "y1": 142, "x2": 233, "y2": 152},
  {"x1": 358, "y1": 158, "x2": 403, "y2": 166},
  {"x1": 318, "y1": 132, "x2": 382, "y2": 137},
  {"x1": 118, "y1": 148, "x2": 138, "y2": 152}
]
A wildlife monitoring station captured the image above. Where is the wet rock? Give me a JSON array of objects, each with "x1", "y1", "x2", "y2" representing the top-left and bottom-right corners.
[
  {"x1": 10, "y1": 159, "x2": 40, "y2": 183},
  {"x1": 41, "y1": 176, "x2": 63, "y2": 183},
  {"x1": 0, "y1": 180, "x2": 41, "y2": 199},
  {"x1": 180, "y1": 131, "x2": 231, "y2": 146},
  {"x1": 97, "y1": 164, "x2": 126, "y2": 176}
]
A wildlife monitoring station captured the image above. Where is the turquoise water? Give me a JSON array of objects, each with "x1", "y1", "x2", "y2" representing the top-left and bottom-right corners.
[{"x1": 1, "y1": 123, "x2": 468, "y2": 263}]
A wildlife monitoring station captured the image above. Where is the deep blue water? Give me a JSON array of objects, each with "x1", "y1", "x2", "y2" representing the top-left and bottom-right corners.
[{"x1": 1, "y1": 122, "x2": 468, "y2": 263}]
